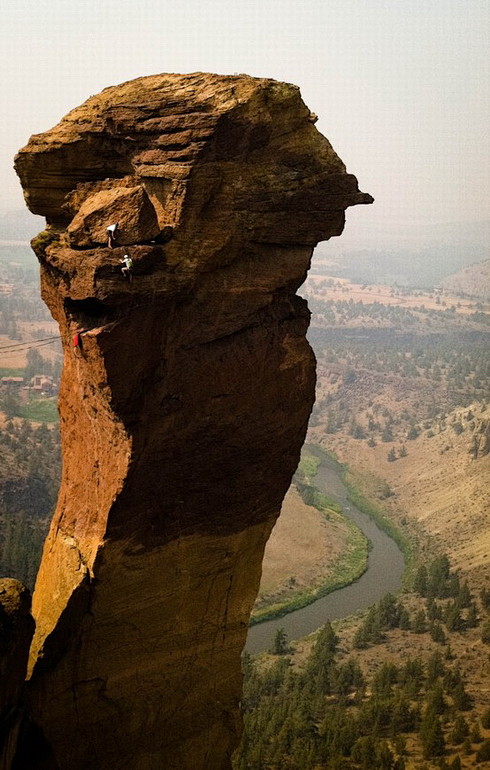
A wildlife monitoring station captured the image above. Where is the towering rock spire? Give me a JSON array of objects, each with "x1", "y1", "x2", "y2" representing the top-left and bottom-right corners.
[{"x1": 14, "y1": 72, "x2": 372, "y2": 769}]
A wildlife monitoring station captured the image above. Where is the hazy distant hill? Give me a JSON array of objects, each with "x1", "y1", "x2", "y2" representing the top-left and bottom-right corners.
[
  {"x1": 441, "y1": 259, "x2": 490, "y2": 301},
  {"x1": 0, "y1": 208, "x2": 44, "y2": 241},
  {"x1": 314, "y1": 219, "x2": 490, "y2": 289}
]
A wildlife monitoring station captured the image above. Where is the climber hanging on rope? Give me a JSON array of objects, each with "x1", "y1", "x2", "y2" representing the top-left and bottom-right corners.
[
  {"x1": 72, "y1": 329, "x2": 87, "y2": 356},
  {"x1": 120, "y1": 254, "x2": 133, "y2": 282},
  {"x1": 106, "y1": 223, "x2": 118, "y2": 248}
]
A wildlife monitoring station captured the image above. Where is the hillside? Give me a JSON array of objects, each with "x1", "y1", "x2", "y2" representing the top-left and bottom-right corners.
[
  {"x1": 441, "y1": 259, "x2": 490, "y2": 302},
  {"x1": 301, "y1": 274, "x2": 489, "y2": 589},
  {"x1": 311, "y1": 219, "x2": 490, "y2": 288},
  {"x1": 241, "y1": 275, "x2": 490, "y2": 769}
]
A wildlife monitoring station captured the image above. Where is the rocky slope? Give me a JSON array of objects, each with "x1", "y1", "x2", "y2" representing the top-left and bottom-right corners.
[{"x1": 12, "y1": 72, "x2": 371, "y2": 769}]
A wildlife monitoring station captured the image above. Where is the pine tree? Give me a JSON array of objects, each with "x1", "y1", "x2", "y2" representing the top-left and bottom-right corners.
[
  {"x1": 450, "y1": 715, "x2": 469, "y2": 745},
  {"x1": 414, "y1": 565, "x2": 428, "y2": 596},
  {"x1": 452, "y1": 681, "x2": 473, "y2": 711},
  {"x1": 429, "y1": 621, "x2": 446, "y2": 644},
  {"x1": 412, "y1": 609, "x2": 427, "y2": 634},
  {"x1": 421, "y1": 708, "x2": 445, "y2": 758},
  {"x1": 444, "y1": 601, "x2": 463, "y2": 632},
  {"x1": 270, "y1": 627, "x2": 289, "y2": 655}
]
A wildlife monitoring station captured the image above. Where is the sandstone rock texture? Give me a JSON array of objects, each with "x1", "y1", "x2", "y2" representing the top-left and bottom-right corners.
[{"x1": 14, "y1": 73, "x2": 372, "y2": 769}]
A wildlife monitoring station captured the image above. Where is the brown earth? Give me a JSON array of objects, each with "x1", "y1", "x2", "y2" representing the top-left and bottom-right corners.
[
  {"x1": 257, "y1": 485, "x2": 351, "y2": 603},
  {"x1": 306, "y1": 274, "x2": 489, "y2": 315},
  {"x1": 311, "y1": 404, "x2": 490, "y2": 592}
]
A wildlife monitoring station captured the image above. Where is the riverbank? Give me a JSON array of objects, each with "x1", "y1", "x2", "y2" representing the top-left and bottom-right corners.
[
  {"x1": 246, "y1": 450, "x2": 405, "y2": 653},
  {"x1": 250, "y1": 487, "x2": 369, "y2": 625},
  {"x1": 312, "y1": 446, "x2": 417, "y2": 588},
  {"x1": 251, "y1": 449, "x2": 368, "y2": 625}
]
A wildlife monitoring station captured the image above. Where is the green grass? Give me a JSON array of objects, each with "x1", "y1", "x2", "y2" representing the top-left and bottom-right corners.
[
  {"x1": 250, "y1": 473, "x2": 369, "y2": 625},
  {"x1": 296, "y1": 449, "x2": 321, "y2": 484},
  {"x1": 251, "y1": 443, "x2": 415, "y2": 625},
  {"x1": 314, "y1": 445, "x2": 415, "y2": 588},
  {"x1": 295, "y1": 448, "x2": 341, "y2": 515},
  {"x1": 250, "y1": 510, "x2": 368, "y2": 625},
  {"x1": 0, "y1": 368, "x2": 25, "y2": 378},
  {"x1": 342, "y1": 477, "x2": 416, "y2": 588},
  {"x1": 18, "y1": 397, "x2": 59, "y2": 423}
]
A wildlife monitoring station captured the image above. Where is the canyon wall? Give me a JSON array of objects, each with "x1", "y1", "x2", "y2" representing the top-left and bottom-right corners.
[{"x1": 14, "y1": 73, "x2": 372, "y2": 769}]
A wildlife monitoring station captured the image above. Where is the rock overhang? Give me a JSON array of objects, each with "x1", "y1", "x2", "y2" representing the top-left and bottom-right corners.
[{"x1": 12, "y1": 72, "x2": 373, "y2": 770}]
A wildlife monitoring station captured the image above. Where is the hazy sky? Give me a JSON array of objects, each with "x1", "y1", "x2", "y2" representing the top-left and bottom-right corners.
[{"x1": 2, "y1": 0, "x2": 489, "y2": 235}]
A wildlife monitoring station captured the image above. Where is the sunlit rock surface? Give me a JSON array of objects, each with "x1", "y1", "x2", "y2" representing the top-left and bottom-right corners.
[{"x1": 14, "y1": 72, "x2": 372, "y2": 769}]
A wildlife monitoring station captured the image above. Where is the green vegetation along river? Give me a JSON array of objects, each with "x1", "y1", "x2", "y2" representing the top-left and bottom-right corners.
[{"x1": 245, "y1": 448, "x2": 405, "y2": 654}]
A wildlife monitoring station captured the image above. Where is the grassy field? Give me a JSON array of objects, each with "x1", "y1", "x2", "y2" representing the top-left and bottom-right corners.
[{"x1": 18, "y1": 396, "x2": 59, "y2": 423}]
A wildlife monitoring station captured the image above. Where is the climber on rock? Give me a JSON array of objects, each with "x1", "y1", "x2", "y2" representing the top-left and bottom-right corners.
[
  {"x1": 106, "y1": 223, "x2": 118, "y2": 248},
  {"x1": 120, "y1": 254, "x2": 133, "y2": 282},
  {"x1": 72, "y1": 329, "x2": 87, "y2": 355}
]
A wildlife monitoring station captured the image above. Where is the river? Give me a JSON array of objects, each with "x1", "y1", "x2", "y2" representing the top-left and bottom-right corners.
[{"x1": 245, "y1": 448, "x2": 405, "y2": 654}]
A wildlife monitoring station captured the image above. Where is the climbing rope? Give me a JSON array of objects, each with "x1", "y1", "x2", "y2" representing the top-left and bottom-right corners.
[{"x1": 0, "y1": 335, "x2": 61, "y2": 354}]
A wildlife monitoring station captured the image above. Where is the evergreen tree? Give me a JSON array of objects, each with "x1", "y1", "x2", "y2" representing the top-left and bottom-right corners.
[
  {"x1": 382, "y1": 425, "x2": 394, "y2": 442},
  {"x1": 427, "y1": 597, "x2": 442, "y2": 621},
  {"x1": 470, "y1": 722, "x2": 483, "y2": 743},
  {"x1": 457, "y1": 581, "x2": 471, "y2": 607},
  {"x1": 426, "y1": 652, "x2": 445, "y2": 686},
  {"x1": 399, "y1": 658, "x2": 425, "y2": 698},
  {"x1": 421, "y1": 708, "x2": 445, "y2": 758},
  {"x1": 429, "y1": 621, "x2": 447, "y2": 644},
  {"x1": 444, "y1": 602, "x2": 463, "y2": 632},
  {"x1": 377, "y1": 594, "x2": 401, "y2": 629},
  {"x1": 414, "y1": 565, "x2": 428, "y2": 596},
  {"x1": 411, "y1": 609, "x2": 427, "y2": 634},
  {"x1": 270, "y1": 627, "x2": 289, "y2": 655},
  {"x1": 450, "y1": 715, "x2": 469, "y2": 745},
  {"x1": 452, "y1": 681, "x2": 473, "y2": 711},
  {"x1": 480, "y1": 587, "x2": 490, "y2": 611},
  {"x1": 399, "y1": 607, "x2": 411, "y2": 630},
  {"x1": 427, "y1": 554, "x2": 450, "y2": 598},
  {"x1": 426, "y1": 683, "x2": 447, "y2": 716},
  {"x1": 306, "y1": 621, "x2": 338, "y2": 695},
  {"x1": 372, "y1": 661, "x2": 399, "y2": 699}
]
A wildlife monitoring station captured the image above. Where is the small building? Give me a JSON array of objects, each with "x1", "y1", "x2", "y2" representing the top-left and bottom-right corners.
[
  {"x1": 1, "y1": 376, "x2": 25, "y2": 389},
  {"x1": 30, "y1": 374, "x2": 56, "y2": 394}
]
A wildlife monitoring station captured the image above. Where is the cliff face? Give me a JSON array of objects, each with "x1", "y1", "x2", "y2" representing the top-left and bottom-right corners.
[
  {"x1": 0, "y1": 579, "x2": 34, "y2": 769},
  {"x1": 14, "y1": 73, "x2": 372, "y2": 769}
]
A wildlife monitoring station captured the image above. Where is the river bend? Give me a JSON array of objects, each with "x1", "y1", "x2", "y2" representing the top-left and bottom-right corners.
[{"x1": 245, "y1": 448, "x2": 405, "y2": 654}]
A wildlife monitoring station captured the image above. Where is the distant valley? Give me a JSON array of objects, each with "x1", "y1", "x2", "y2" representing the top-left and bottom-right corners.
[{"x1": 1, "y1": 231, "x2": 489, "y2": 768}]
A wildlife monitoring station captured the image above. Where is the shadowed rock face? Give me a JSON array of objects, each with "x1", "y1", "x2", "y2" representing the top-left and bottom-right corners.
[
  {"x1": 14, "y1": 72, "x2": 372, "y2": 769},
  {"x1": 0, "y1": 580, "x2": 34, "y2": 769}
]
